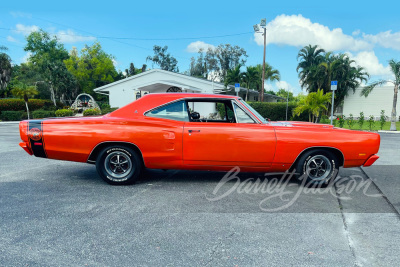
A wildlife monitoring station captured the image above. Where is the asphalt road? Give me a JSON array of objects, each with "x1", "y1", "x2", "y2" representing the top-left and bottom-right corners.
[{"x1": 0, "y1": 123, "x2": 399, "y2": 266}]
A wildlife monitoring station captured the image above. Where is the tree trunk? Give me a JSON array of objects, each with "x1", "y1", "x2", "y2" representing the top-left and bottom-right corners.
[
  {"x1": 390, "y1": 84, "x2": 398, "y2": 131},
  {"x1": 246, "y1": 88, "x2": 249, "y2": 101},
  {"x1": 50, "y1": 85, "x2": 56, "y2": 106},
  {"x1": 25, "y1": 101, "x2": 30, "y2": 120}
]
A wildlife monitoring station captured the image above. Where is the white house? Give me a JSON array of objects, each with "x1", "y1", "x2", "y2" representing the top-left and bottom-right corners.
[
  {"x1": 342, "y1": 86, "x2": 399, "y2": 120},
  {"x1": 94, "y1": 69, "x2": 281, "y2": 108}
]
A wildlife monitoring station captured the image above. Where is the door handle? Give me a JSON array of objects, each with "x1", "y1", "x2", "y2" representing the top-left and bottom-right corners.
[{"x1": 188, "y1": 130, "x2": 200, "y2": 133}]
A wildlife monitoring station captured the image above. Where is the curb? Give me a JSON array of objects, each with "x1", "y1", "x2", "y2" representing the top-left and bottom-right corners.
[
  {"x1": 378, "y1": 130, "x2": 400, "y2": 134},
  {"x1": 0, "y1": 121, "x2": 20, "y2": 124}
]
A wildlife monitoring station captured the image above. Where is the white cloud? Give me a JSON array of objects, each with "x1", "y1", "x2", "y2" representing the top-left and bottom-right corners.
[
  {"x1": 15, "y1": 24, "x2": 39, "y2": 35},
  {"x1": 186, "y1": 41, "x2": 215, "y2": 53},
  {"x1": 56, "y1": 29, "x2": 96, "y2": 43},
  {"x1": 352, "y1": 30, "x2": 360, "y2": 36},
  {"x1": 347, "y1": 51, "x2": 392, "y2": 76},
  {"x1": 254, "y1": 14, "x2": 372, "y2": 51},
  {"x1": 6, "y1": 36, "x2": 18, "y2": 43},
  {"x1": 363, "y1": 31, "x2": 400, "y2": 51}
]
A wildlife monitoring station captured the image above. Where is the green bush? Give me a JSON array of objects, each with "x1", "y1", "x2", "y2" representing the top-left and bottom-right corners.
[
  {"x1": 32, "y1": 109, "x2": 56, "y2": 119},
  {"x1": 0, "y1": 111, "x2": 27, "y2": 121},
  {"x1": 0, "y1": 99, "x2": 61, "y2": 113},
  {"x1": 247, "y1": 102, "x2": 309, "y2": 121},
  {"x1": 101, "y1": 107, "x2": 118, "y2": 115},
  {"x1": 55, "y1": 109, "x2": 74, "y2": 117},
  {"x1": 83, "y1": 108, "x2": 101, "y2": 116}
]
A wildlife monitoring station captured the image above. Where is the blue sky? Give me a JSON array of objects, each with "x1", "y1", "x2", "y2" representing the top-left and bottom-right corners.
[{"x1": 1, "y1": 0, "x2": 400, "y2": 95}]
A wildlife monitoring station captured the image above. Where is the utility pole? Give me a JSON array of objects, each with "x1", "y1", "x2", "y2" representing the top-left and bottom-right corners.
[
  {"x1": 261, "y1": 26, "x2": 266, "y2": 102},
  {"x1": 254, "y1": 19, "x2": 267, "y2": 102}
]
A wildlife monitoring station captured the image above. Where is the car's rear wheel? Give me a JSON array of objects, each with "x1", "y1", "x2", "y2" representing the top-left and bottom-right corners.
[
  {"x1": 294, "y1": 149, "x2": 339, "y2": 187},
  {"x1": 96, "y1": 146, "x2": 142, "y2": 185}
]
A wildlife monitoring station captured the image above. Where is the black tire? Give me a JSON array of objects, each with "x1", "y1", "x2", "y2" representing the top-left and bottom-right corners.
[
  {"x1": 96, "y1": 145, "x2": 142, "y2": 185},
  {"x1": 294, "y1": 149, "x2": 339, "y2": 187}
]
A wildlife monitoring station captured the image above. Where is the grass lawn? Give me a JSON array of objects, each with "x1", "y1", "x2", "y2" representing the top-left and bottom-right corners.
[{"x1": 319, "y1": 119, "x2": 400, "y2": 131}]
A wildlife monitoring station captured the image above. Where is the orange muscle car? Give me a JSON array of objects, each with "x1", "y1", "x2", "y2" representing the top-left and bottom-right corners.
[{"x1": 19, "y1": 93, "x2": 380, "y2": 185}]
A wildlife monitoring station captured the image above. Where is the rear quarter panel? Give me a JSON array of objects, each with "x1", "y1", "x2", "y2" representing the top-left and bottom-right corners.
[{"x1": 273, "y1": 126, "x2": 380, "y2": 168}]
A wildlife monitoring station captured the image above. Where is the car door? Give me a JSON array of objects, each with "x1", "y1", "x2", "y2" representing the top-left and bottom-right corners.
[{"x1": 183, "y1": 100, "x2": 276, "y2": 167}]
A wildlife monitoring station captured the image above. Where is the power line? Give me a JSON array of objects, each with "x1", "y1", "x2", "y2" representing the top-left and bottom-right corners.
[{"x1": 0, "y1": 26, "x2": 252, "y2": 41}]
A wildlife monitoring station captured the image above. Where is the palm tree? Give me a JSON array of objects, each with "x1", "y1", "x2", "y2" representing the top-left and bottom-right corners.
[
  {"x1": 0, "y1": 46, "x2": 12, "y2": 90},
  {"x1": 293, "y1": 89, "x2": 332, "y2": 122},
  {"x1": 256, "y1": 63, "x2": 280, "y2": 100},
  {"x1": 11, "y1": 83, "x2": 38, "y2": 119},
  {"x1": 297, "y1": 45, "x2": 325, "y2": 91},
  {"x1": 242, "y1": 66, "x2": 259, "y2": 101},
  {"x1": 361, "y1": 59, "x2": 400, "y2": 131},
  {"x1": 224, "y1": 64, "x2": 243, "y2": 91}
]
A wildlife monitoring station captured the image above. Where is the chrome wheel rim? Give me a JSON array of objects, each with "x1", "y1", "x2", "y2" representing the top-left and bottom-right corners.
[
  {"x1": 305, "y1": 155, "x2": 332, "y2": 181},
  {"x1": 104, "y1": 151, "x2": 132, "y2": 179}
]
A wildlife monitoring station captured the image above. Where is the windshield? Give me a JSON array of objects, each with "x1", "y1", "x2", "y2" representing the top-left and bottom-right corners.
[{"x1": 239, "y1": 99, "x2": 268, "y2": 124}]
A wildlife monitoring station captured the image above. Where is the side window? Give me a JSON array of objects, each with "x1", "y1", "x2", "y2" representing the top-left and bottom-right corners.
[
  {"x1": 187, "y1": 101, "x2": 234, "y2": 122},
  {"x1": 233, "y1": 103, "x2": 256, "y2": 123},
  {"x1": 146, "y1": 100, "x2": 189, "y2": 121}
]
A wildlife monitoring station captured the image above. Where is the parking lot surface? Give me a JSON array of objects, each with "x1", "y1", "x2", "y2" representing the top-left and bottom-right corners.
[{"x1": 0, "y1": 123, "x2": 399, "y2": 266}]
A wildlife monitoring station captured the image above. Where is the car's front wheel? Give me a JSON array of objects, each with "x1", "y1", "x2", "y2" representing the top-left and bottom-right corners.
[
  {"x1": 294, "y1": 149, "x2": 339, "y2": 187},
  {"x1": 96, "y1": 146, "x2": 142, "y2": 185}
]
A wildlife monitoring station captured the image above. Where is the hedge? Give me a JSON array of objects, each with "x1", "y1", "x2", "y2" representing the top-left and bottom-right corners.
[
  {"x1": 83, "y1": 108, "x2": 101, "y2": 116},
  {"x1": 0, "y1": 99, "x2": 63, "y2": 113},
  {"x1": 55, "y1": 109, "x2": 74, "y2": 117},
  {"x1": 32, "y1": 110, "x2": 56, "y2": 119},
  {"x1": 247, "y1": 102, "x2": 309, "y2": 121},
  {"x1": 0, "y1": 111, "x2": 28, "y2": 121}
]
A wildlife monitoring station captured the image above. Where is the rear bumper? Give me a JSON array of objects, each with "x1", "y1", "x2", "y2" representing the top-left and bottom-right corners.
[
  {"x1": 19, "y1": 142, "x2": 33, "y2": 156},
  {"x1": 363, "y1": 154, "x2": 379, "y2": 167}
]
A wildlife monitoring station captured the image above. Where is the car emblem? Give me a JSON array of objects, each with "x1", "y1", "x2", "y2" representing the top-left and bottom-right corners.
[{"x1": 29, "y1": 128, "x2": 42, "y2": 141}]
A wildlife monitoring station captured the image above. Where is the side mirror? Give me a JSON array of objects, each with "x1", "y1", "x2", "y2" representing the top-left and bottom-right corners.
[{"x1": 190, "y1": 112, "x2": 200, "y2": 120}]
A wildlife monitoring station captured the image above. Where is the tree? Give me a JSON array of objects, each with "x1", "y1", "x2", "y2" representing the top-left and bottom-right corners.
[
  {"x1": 11, "y1": 83, "x2": 38, "y2": 119},
  {"x1": 64, "y1": 42, "x2": 119, "y2": 99},
  {"x1": 24, "y1": 30, "x2": 78, "y2": 104},
  {"x1": 276, "y1": 89, "x2": 295, "y2": 102},
  {"x1": 256, "y1": 63, "x2": 280, "y2": 99},
  {"x1": 361, "y1": 59, "x2": 400, "y2": 131},
  {"x1": 188, "y1": 44, "x2": 248, "y2": 81},
  {"x1": 297, "y1": 45, "x2": 368, "y2": 111},
  {"x1": 125, "y1": 63, "x2": 147, "y2": 77},
  {"x1": 242, "y1": 66, "x2": 259, "y2": 101},
  {"x1": 146, "y1": 45, "x2": 179, "y2": 72},
  {"x1": 0, "y1": 46, "x2": 12, "y2": 95},
  {"x1": 297, "y1": 44, "x2": 325, "y2": 91},
  {"x1": 293, "y1": 89, "x2": 332, "y2": 122}
]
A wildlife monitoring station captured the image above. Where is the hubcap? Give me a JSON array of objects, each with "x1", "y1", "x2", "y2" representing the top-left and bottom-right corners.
[
  {"x1": 104, "y1": 151, "x2": 133, "y2": 179},
  {"x1": 305, "y1": 155, "x2": 332, "y2": 181}
]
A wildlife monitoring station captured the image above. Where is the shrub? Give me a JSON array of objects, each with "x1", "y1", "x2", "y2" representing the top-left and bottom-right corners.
[
  {"x1": 83, "y1": 108, "x2": 101, "y2": 116},
  {"x1": 368, "y1": 115, "x2": 375, "y2": 131},
  {"x1": 347, "y1": 114, "x2": 354, "y2": 129},
  {"x1": 32, "y1": 109, "x2": 56, "y2": 119},
  {"x1": 358, "y1": 112, "x2": 365, "y2": 129},
  {"x1": 0, "y1": 99, "x2": 59, "y2": 113},
  {"x1": 338, "y1": 115, "x2": 345, "y2": 128},
  {"x1": 101, "y1": 107, "x2": 118, "y2": 115},
  {"x1": 55, "y1": 109, "x2": 74, "y2": 117},
  {"x1": 0, "y1": 111, "x2": 27, "y2": 121},
  {"x1": 247, "y1": 102, "x2": 308, "y2": 121},
  {"x1": 380, "y1": 110, "x2": 387, "y2": 130}
]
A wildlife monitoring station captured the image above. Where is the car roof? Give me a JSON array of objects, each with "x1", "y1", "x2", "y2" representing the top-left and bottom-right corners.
[{"x1": 109, "y1": 93, "x2": 240, "y2": 118}]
